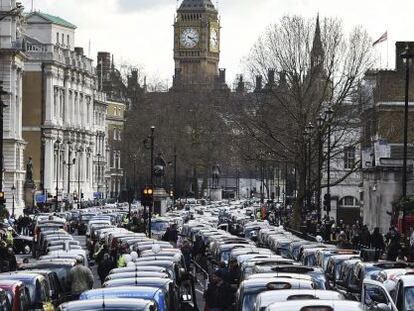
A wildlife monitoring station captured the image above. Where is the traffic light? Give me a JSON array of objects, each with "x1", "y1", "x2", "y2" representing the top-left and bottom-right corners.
[
  {"x1": 141, "y1": 187, "x2": 154, "y2": 206},
  {"x1": 323, "y1": 193, "x2": 331, "y2": 212},
  {"x1": 0, "y1": 192, "x2": 5, "y2": 204},
  {"x1": 81, "y1": 193, "x2": 84, "y2": 199},
  {"x1": 169, "y1": 190, "x2": 174, "y2": 198}
]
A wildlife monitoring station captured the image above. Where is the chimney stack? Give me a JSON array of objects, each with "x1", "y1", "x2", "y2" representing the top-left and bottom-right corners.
[
  {"x1": 74, "y1": 47, "x2": 84, "y2": 56},
  {"x1": 255, "y1": 75, "x2": 263, "y2": 92}
]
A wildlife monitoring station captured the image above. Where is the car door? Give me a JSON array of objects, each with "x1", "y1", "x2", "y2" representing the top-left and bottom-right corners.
[{"x1": 362, "y1": 279, "x2": 397, "y2": 311}]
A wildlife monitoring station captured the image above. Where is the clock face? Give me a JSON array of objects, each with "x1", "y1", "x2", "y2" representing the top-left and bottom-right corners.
[
  {"x1": 180, "y1": 28, "x2": 199, "y2": 49},
  {"x1": 210, "y1": 27, "x2": 219, "y2": 52}
]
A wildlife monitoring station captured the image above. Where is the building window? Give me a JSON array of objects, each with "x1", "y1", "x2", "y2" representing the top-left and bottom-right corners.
[
  {"x1": 344, "y1": 146, "x2": 356, "y2": 169},
  {"x1": 67, "y1": 34, "x2": 70, "y2": 46},
  {"x1": 339, "y1": 196, "x2": 359, "y2": 208},
  {"x1": 62, "y1": 33, "x2": 64, "y2": 45},
  {"x1": 56, "y1": 32, "x2": 59, "y2": 44},
  {"x1": 60, "y1": 90, "x2": 64, "y2": 120},
  {"x1": 113, "y1": 128, "x2": 117, "y2": 140}
]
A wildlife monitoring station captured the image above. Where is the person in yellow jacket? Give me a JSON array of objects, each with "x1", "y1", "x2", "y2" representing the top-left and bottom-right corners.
[
  {"x1": 117, "y1": 253, "x2": 131, "y2": 268},
  {"x1": 6, "y1": 228, "x2": 13, "y2": 247}
]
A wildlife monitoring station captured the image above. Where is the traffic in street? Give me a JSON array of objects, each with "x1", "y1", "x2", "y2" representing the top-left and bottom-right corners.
[{"x1": 0, "y1": 199, "x2": 411, "y2": 310}]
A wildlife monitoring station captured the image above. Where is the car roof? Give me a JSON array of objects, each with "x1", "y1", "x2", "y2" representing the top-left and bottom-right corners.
[
  {"x1": 397, "y1": 275, "x2": 414, "y2": 287},
  {"x1": 59, "y1": 298, "x2": 155, "y2": 310},
  {"x1": 80, "y1": 286, "x2": 162, "y2": 300},
  {"x1": 103, "y1": 277, "x2": 172, "y2": 288},
  {"x1": 266, "y1": 299, "x2": 363, "y2": 311},
  {"x1": 257, "y1": 289, "x2": 344, "y2": 306},
  {"x1": 241, "y1": 277, "x2": 314, "y2": 289}
]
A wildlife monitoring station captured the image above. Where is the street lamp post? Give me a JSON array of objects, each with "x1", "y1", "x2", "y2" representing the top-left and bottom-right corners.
[
  {"x1": 97, "y1": 153, "x2": 101, "y2": 200},
  {"x1": 303, "y1": 129, "x2": 309, "y2": 212},
  {"x1": 77, "y1": 148, "x2": 82, "y2": 204},
  {"x1": 325, "y1": 106, "x2": 334, "y2": 219},
  {"x1": 11, "y1": 185, "x2": 15, "y2": 218},
  {"x1": 149, "y1": 126, "x2": 155, "y2": 237},
  {"x1": 168, "y1": 146, "x2": 177, "y2": 209},
  {"x1": 54, "y1": 139, "x2": 61, "y2": 211},
  {"x1": 306, "y1": 122, "x2": 314, "y2": 212},
  {"x1": 400, "y1": 46, "x2": 414, "y2": 233},
  {"x1": 64, "y1": 142, "x2": 75, "y2": 200},
  {"x1": 316, "y1": 114, "x2": 324, "y2": 222}
]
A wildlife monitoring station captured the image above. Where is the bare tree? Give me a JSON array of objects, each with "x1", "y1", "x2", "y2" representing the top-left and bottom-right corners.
[{"x1": 231, "y1": 15, "x2": 373, "y2": 227}]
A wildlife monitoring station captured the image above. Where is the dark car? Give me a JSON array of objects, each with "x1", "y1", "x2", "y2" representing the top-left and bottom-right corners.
[
  {"x1": 20, "y1": 259, "x2": 76, "y2": 298},
  {"x1": 0, "y1": 280, "x2": 30, "y2": 311},
  {"x1": 19, "y1": 270, "x2": 63, "y2": 305},
  {"x1": 58, "y1": 298, "x2": 157, "y2": 311},
  {"x1": 325, "y1": 254, "x2": 361, "y2": 289},
  {"x1": 0, "y1": 288, "x2": 11, "y2": 311}
]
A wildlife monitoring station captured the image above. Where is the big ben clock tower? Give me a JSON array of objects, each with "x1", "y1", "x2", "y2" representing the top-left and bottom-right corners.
[{"x1": 173, "y1": 0, "x2": 220, "y2": 87}]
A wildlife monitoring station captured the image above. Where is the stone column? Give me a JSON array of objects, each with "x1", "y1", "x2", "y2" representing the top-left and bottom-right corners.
[{"x1": 43, "y1": 138, "x2": 54, "y2": 192}]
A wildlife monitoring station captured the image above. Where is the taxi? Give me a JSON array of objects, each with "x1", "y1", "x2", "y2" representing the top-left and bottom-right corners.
[
  {"x1": 235, "y1": 277, "x2": 315, "y2": 311},
  {"x1": 58, "y1": 298, "x2": 157, "y2": 311}
]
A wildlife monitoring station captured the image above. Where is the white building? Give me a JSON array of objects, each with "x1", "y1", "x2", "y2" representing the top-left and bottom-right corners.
[
  {"x1": 320, "y1": 118, "x2": 362, "y2": 224},
  {"x1": 22, "y1": 11, "x2": 106, "y2": 203},
  {"x1": 0, "y1": 0, "x2": 26, "y2": 215}
]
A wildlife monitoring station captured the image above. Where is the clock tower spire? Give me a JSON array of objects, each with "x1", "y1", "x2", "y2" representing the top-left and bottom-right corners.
[{"x1": 173, "y1": 0, "x2": 220, "y2": 88}]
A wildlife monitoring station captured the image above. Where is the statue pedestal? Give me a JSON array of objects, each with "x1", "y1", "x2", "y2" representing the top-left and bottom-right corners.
[
  {"x1": 210, "y1": 188, "x2": 223, "y2": 202},
  {"x1": 153, "y1": 188, "x2": 169, "y2": 216},
  {"x1": 24, "y1": 181, "x2": 35, "y2": 208}
]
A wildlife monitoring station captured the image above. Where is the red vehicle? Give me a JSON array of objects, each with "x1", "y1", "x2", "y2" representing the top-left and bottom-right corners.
[
  {"x1": 397, "y1": 214, "x2": 414, "y2": 235},
  {"x1": 0, "y1": 280, "x2": 30, "y2": 311}
]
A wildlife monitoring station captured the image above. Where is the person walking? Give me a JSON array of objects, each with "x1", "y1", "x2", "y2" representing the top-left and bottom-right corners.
[
  {"x1": 371, "y1": 227, "x2": 385, "y2": 252},
  {"x1": 204, "y1": 270, "x2": 233, "y2": 311},
  {"x1": 97, "y1": 253, "x2": 116, "y2": 285},
  {"x1": 68, "y1": 257, "x2": 94, "y2": 300},
  {"x1": 387, "y1": 236, "x2": 401, "y2": 261}
]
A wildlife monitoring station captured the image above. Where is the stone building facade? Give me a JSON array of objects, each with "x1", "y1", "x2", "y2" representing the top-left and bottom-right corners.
[
  {"x1": 361, "y1": 42, "x2": 414, "y2": 233},
  {"x1": 22, "y1": 12, "x2": 106, "y2": 203},
  {"x1": 96, "y1": 52, "x2": 127, "y2": 199},
  {"x1": 0, "y1": 0, "x2": 26, "y2": 215}
]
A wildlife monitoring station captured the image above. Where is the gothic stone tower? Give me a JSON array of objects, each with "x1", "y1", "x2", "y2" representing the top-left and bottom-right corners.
[{"x1": 173, "y1": 0, "x2": 220, "y2": 87}]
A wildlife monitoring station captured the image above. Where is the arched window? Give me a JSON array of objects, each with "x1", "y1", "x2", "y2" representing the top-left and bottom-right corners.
[{"x1": 339, "y1": 196, "x2": 359, "y2": 208}]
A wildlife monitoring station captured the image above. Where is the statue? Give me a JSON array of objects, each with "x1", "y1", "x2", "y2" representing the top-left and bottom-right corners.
[
  {"x1": 153, "y1": 153, "x2": 167, "y2": 187},
  {"x1": 26, "y1": 157, "x2": 33, "y2": 182},
  {"x1": 212, "y1": 164, "x2": 221, "y2": 189}
]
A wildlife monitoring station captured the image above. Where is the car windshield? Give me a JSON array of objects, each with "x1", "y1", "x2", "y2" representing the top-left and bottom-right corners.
[
  {"x1": 405, "y1": 286, "x2": 414, "y2": 311},
  {"x1": 305, "y1": 254, "x2": 316, "y2": 266},
  {"x1": 151, "y1": 222, "x2": 169, "y2": 232},
  {"x1": 242, "y1": 293, "x2": 258, "y2": 311},
  {"x1": 221, "y1": 250, "x2": 231, "y2": 262}
]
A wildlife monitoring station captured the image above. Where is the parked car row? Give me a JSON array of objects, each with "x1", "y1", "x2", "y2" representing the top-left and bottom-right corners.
[{"x1": 176, "y1": 200, "x2": 414, "y2": 311}]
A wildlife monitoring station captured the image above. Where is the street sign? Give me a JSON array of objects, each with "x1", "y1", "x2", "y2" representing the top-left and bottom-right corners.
[{"x1": 35, "y1": 194, "x2": 46, "y2": 203}]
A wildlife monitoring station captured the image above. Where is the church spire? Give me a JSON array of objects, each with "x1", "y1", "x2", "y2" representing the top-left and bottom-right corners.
[{"x1": 311, "y1": 13, "x2": 324, "y2": 71}]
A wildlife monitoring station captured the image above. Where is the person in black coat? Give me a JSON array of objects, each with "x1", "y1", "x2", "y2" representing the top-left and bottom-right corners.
[
  {"x1": 204, "y1": 270, "x2": 233, "y2": 311},
  {"x1": 387, "y1": 236, "x2": 401, "y2": 261},
  {"x1": 371, "y1": 227, "x2": 385, "y2": 251},
  {"x1": 97, "y1": 253, "x2": 116, "y2": 285}
]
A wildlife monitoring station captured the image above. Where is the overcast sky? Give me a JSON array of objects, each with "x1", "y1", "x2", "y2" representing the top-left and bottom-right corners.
[{"x1": 21, "y1": 0, "x2": 414, "y2": 87}]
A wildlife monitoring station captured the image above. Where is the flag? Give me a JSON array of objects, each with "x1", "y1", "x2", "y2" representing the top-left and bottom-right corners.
[{"x1": 372, "y1": 31, "x2": 387, "y2": 46}]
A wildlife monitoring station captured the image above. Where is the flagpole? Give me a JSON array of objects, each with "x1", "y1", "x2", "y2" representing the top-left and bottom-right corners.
[{"x1": 386, "y1": 32, "x2": 389, "y2": 68}]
